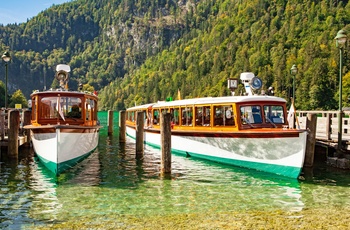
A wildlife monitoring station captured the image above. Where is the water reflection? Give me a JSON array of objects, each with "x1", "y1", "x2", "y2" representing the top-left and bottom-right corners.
[
  {"x1": 94, "y1": 136, "x2": 305, "y2": 215},
  {"x1": 0, "y1": 149, "x2": 57, "y2": 228},
  {"x1": 34, "y1": 136, "x2": 305, "y2": 224},
  {"x1": 58, "y1": 151, "x2": 101, "y2": 186},
  {"x1": 28, "y1": 158, "x2": 61, "y2": 224},
  {"x1": 299, "y1": 161, "x2": 350, "y2": 208}
]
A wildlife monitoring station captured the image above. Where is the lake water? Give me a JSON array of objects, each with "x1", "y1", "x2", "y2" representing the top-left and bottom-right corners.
[{"x1": 1, "y1": 111, "x2": 350, "y2": 229}]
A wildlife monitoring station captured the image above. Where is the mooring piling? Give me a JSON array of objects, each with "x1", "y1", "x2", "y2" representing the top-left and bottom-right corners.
[
  {"x1": 119, "y1": 110, "x2": 126, "y2": 143},
  {"x1": 305, "y1": 113, "x2": 317, "y2": 167},
  {"x1": 0, "y1": 110, "x2": 5, "y2": 141},
  {"x1": 161, "y1": 112, "x2": 172, "y2": 174},
  {"x1": 8, "y1": 110, "x2": 20, "y2": 158},
  {"x1": 22, "y1": 109, "x2": 31, "y2": 145},
  {"x1": 136, "y1": 111, "x2": 144, "y2": 157},
  {"x1": 108, "y1": 110, "x2": 114, "y2": 135}
]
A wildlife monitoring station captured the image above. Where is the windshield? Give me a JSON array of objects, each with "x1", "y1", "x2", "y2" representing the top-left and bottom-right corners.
[
  {"x1": 263, "y1": 105, "x2": 284, "y2": 124},
  {"x1": 240, "y1": 105, "x2": 262, "y2": 124},
  {"x1": 240, "y1": 105, "x2": 285, "y2": 125},
  {"x1": 40, "y1": 96, "x2": 82, "y2": 120}
]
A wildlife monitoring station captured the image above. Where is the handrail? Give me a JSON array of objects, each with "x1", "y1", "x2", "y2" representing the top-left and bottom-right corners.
[
  {"x1": 296, "y1": 111, "x2": 350, "y2": 141},
  {"x1": 297, "y1": 110, "x2": 350, "y2": 117}
]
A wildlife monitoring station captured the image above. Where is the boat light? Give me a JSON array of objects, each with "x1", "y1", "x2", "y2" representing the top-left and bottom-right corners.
[
  {"x1": 55, "y1": 64, "x2": 70, "y2": 89},
  {"x1": 240, "y1": 72, "x2": 262, "y2": 95},
  {"x1": 250, "y1": 76, "x2": 262, "y2": 90}
]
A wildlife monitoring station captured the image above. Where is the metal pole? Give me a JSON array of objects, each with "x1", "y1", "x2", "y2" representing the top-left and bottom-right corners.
[
  {"x1": 338, "y1": 47, "x2": 343, "y2": 151},
  {"x1": 292, "y1": 75, "x2": 295, "y2": 104},
  {"x1": 44, "y1": 74, "x2": 46, "y2": 91},
  {"x1": 292, "y1": 75, "x2": 296, "y2": 129},
  {"x1": 5, "y1": 62, "x2": 8, "y2": 109}
]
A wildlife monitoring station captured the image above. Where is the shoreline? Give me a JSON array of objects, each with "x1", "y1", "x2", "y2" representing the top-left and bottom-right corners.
[{"x1": 32, "y1": 207, "x2": 350, "y2": 229}]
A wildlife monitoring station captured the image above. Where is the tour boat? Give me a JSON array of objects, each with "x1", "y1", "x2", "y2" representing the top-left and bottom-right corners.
[
  {"x1": 24, "y1": 64, "x2": 101, "y2": 175},
  {"x1": 125, "y1": 73, "x2": 307, "y2": 178}
]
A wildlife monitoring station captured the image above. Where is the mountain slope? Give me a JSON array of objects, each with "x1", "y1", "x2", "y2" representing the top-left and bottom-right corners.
[
  {"x1": 99, "y1": 0, "x2": 350, "y2": 110},
  {"x1": 0, "y1": 0, "x2": 190, "y2": 100}
]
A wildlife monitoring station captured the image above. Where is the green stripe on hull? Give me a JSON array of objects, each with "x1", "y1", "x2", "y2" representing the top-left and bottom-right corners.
[
  {"x1": 36, "y1": 154, "x2": 58, "y2": 175},
  {"x1": 174, "y1": 150, "x2": 301, "y2": 178},
  {"x1": 127, "y1": 134, "x2": 301, "y2": 178},
  {"x1": 36, "y1": 148, "x2": 96, "y2": 176}
]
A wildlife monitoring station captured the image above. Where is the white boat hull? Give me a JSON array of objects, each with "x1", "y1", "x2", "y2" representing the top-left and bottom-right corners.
[
  {"x1": 30, "y1": 126, "x2": 99, "y2": 175},
  {"x1": 126, "y1": 126, "x2": 307, "y2": 178}
]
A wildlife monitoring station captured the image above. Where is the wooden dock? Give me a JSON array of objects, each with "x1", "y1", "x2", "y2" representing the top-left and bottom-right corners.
[
  {"x1": 297, "y1": 111, "x2": 350, "y2": 170},
  {"x1": 0, "y1": 136, "x2": 27, "y2": 147},
  {"x1": 297, "y1": 111, "x2": 350, "y2": 150},
  {"x1": 0, "y1": 109, "x2": 31, "y2": 159}
]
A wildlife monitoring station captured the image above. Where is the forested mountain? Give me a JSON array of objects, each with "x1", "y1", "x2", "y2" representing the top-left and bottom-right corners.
[
  {"x1": 0, "y1": 0, "x2": 188, "y2": 105},
  {"x1": 0, "y1": 0, "x2": 349, "y2": 110}
]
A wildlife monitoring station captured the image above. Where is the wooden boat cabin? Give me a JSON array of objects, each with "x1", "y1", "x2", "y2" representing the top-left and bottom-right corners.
[
  {"x1": 126, "y1": 96, "x2": 288, "y2": 131},
  {"x1": 29, "y1": 91, "x2": 99, "y2": 127}
]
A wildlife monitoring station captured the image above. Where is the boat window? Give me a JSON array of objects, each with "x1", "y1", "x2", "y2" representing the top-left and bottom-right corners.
[
  {"x1": 142, "y1": 111, "x2": 147, "y2": 124},
  {"x1": 131, "y1": 111, "x2": 135, "y2": 122},
  {"x1": 146, "y1": 109, "x2": 152, "y2": 126},
  {"x1": 170, "y1": 108, "x2": 180, "y2": 125},
  {"x1": 181, "y1": 107, "x2": 193, "y2": 126},
  {"x1": 40, "y1": 97, "x2": 57, "y2": 119},
  {"x1": 32, "y1": 97, "x2": 37, "y2": 121},
  {"x1": 214, "y1": 105, "x2": 235, "y2": 126},
  {"x1": 127, "y1": 111, "x2": 135, "y2": 122},
  {"x1": 195, "y1": 106, "x2": 210, "y2": 126},
  {"x1": 240, "y1": 105, "x2": 262, "y2": 124},
  {"x1": 153, "y1": 109, "x2": 160, "y2": 125},
  {"x1": 85, "y1": 98, "x2": 96, "y2": 121},
  {"x1": 263, "y1": 105, "x2": 284, "y2": 124},
  {"x1": 40, "y1": 96, "x2": 82, "y2": 120}
]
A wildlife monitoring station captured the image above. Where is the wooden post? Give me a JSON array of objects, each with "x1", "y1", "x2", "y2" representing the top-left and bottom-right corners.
[
  {"x1": 304, "y1": 113, "x2": 317, "y2": 167},
  {"x1": 161, "y1": 113, "x2": 172, "y2": 174},
  {"x1": 326, "y1": 113, "x2": 332, "y2": 140},
  {"x1": 136, "y1": 111, "x2": 144, "y2": 157},
  {"x1": 108, "y1": 110, "x2": 113, "y2": 135},
  {"x1": 0, "y1": 110, "x2": 5, "y2": 141},
  {"x1": 119, "y1": 110, "x2": 126, "y2": 143},
  {"x1": 23, "y1": 110, "x2": 32, "y2": 145},
  {"x1": 8, "y1": 110, "x2": 20, "y2": 158}
]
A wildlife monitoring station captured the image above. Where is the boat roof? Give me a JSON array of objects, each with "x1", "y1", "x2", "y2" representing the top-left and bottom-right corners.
[
  {"x1": 129, "y1": 103, "x2": 158, "y2": 110},
  {"x1": 128, "y1": 95, "x2": 286, "y2": 110},
  {"x1": 31, "y1": 89, "x2": 98, "y2": 98}
]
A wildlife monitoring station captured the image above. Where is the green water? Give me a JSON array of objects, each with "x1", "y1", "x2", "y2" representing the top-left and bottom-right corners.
[{"x1": 1, "y1": 111, "x2": 350, "y2": 229}]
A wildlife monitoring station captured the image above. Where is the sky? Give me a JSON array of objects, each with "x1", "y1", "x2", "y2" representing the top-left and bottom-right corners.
[{"x1": 0, "y1": 0, "x2": 71, "y2": 25}]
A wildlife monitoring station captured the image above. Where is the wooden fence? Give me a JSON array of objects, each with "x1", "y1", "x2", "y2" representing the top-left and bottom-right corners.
[{"x1": 297, "y1": 111, "x2": 350, "y2": 142}]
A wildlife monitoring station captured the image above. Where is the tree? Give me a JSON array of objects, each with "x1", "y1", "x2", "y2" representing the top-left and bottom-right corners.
[
  {"x1": 9, "y1": 89, "x2": 28, "y2": 108},
  {"x1": 82, "y1": 83, "x2": 95, "y2": 92}
]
